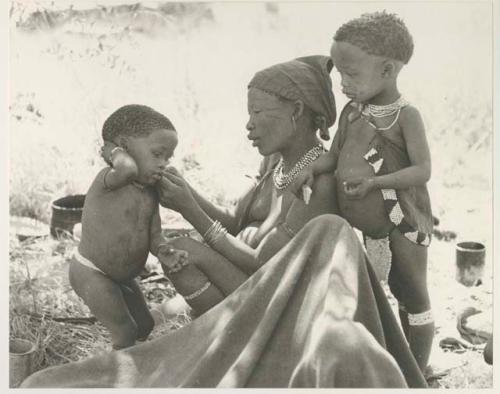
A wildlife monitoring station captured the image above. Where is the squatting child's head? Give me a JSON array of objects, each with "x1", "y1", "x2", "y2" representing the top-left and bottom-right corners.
[
  {"x1": 103, "y1": 104, "x2": 178, "y2": 185},
  {"x1": 331, "y1": 11, "x2": 414, "y2": 103}
]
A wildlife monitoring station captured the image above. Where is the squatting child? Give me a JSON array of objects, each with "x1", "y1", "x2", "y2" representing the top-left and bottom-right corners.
[
  {"x1": 293, "y1": 12, "x2": 434, "y2": 372},
  {"x1": 70, "y1": 104, "x2": 181, "y2": 349}
]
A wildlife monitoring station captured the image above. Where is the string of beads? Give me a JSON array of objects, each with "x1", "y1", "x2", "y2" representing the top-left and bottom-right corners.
[
  {"x1": 360, "y1": 96, "x2": 408, "y2": 131},
  {"x1": 273, "y1": 144, "x2": 325, "y2": 190}
]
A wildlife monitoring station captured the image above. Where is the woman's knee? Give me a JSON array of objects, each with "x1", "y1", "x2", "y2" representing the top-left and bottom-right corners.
[
  {"x1": 168, "y1": 237, "x2": 204, "y2": 264},
  {"x1": 110, "y1": 318, "x2": 138, "y2": 349},
  {"x1": 306, "y1": 214, "x2": 350, "y2": 232},
  {"x1": 136, "y1": 313, "x2": 155, "y2": 340},
  {"x1": 168, "y1": 236, "x2": 197, "y2": 251}
]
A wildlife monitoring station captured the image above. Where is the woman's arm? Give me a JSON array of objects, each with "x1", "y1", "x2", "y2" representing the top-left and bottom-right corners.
[
  {"x1": 188, "y1": 185, "x2": 241, "y2": 234},
  {"x1": 180, "y1": 201, "x2": 262, "y2": 274},
  {"x1": 158, "y1": 170, "x2": 262, "y2": 274},
  {"x1": 161, "y1": 167, "x2": 256, "y2": 234}
]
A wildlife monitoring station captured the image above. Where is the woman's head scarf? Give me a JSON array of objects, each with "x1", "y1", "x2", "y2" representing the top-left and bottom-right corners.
[{"x1": 248, "y1": 55, "x2": 336, "y2": 140}]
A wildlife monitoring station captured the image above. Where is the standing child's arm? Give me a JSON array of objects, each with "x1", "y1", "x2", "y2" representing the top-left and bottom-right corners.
[
  {"x1": 289, "y1": 150, "x2": 337, "y2": 199},
  {"x1": 100, "y1": 141, "x2": 138, "y2": 190},
  {"x1": 290, "y1": 102, "x2": 353, "y2": 200},
  {"x1": 344, "y1": 106, "x2": 431, "y2": 199}
]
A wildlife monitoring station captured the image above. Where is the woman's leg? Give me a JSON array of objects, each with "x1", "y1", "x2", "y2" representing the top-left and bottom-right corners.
[
  {"x1": 168, "y1": 237, "x2": 249, "y2": 295},
  {"x1": 160, "y1": 237, "x2": 248, "y2": 315},
  {"x1": 69, "y1": 259, "x2": 139, "y2": 349},
  {"x1": 388, "y1": 229, "x2": 434, "y2": 373},
  {"x1": 165, "y1": 263, "x2": 225, "y2": 315},
  {"x1": 120, "y1": 279, "x2": 155, "y2": 341}
]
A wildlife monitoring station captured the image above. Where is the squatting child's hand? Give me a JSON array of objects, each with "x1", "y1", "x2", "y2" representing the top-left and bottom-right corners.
[
  {"x1": 343, "y1": 176, "x2": 375, "y2": 200},
  {"x1": 157, "y1": 243, "x2": 189, "y2": 274},
  {"x1": 100, "y1": 140, "x2": 117, "y2": 166},
  {"x1": 290, "y1": 168, "x2": 315, "y2": 203}
]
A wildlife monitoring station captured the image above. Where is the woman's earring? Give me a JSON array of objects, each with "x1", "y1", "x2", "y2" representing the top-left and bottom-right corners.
[{"x1": 291, "y1": 115, "x2": 297, "y2": 132}]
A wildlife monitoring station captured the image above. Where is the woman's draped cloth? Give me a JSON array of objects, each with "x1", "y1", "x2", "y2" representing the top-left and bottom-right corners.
[{"x1": 23, "y1": 215, "x2": 426, "y2": 388}]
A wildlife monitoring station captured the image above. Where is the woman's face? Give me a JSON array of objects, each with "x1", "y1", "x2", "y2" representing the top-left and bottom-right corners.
[{"x1": 246, "y1": 88, "x2": 295, "y2": 156}]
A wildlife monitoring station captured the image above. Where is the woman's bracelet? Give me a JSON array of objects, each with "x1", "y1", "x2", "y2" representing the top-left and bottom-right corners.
[{"x1": 203, "y1": 220, "x2": 228, "y2": 247}]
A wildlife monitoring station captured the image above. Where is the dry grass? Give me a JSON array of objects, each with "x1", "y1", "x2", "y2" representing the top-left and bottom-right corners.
[{"x1": 9, "y1": 231, "x2": 191, "y2": 372}]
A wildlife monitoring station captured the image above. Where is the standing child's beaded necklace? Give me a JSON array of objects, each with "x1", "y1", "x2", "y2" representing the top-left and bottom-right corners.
[{"x1": 360, "y1": 96, "x2": 408, "y2": 131}]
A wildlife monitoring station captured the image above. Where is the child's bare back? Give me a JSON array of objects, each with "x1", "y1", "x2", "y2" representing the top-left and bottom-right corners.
[{"x1": 78, "y1": 168, "x2": 158, "y2": 282}]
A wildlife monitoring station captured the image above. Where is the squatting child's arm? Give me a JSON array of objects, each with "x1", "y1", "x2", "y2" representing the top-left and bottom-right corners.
[
  {"x1": 149, "y1": 205, "x2": 166, "y2": 256},
  {"x1": 101, "y1": 141, "x2": 139, "y2": 190},
  {"x1": 345, "y1": 106, "x2": 431, "y2": 199}
]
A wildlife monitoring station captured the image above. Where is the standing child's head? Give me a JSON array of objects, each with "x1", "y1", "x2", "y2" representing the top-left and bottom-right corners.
[
  {"x1": 331, "y1": 11, "x2": 413, "y2": 103},
  {"x1": 102, "y1": 104, "x2": 178, "y2": 185}
]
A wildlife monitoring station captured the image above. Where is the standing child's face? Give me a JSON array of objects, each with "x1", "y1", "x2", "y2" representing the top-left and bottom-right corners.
[
  {"x1": 330, "y1": 41, "x2": 386, "y2": 104},
  {"x1": 125, "y1": 128, "x2": 178, "y2": 185}
]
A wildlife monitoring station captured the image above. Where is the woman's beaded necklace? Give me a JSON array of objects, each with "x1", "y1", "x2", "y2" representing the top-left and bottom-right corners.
[
  {"x1": 273, "y1": 144, "x2": 325, "y2": 190},
  {"x1": 360, "y1": 96, "x2": 408, "y2": 131}
]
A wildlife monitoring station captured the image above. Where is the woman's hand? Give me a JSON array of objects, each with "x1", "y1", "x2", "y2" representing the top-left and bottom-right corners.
[
  {"x1": 343, "y1": 176, "x2": 376, "y2": 199},
  {"x1": 157, "y1": 167, "x2": 196, "y2": 213}
]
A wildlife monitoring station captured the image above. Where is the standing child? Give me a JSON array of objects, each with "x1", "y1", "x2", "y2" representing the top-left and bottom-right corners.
[
  {"x1": 70, "y1": 104, "x2": 181, "y2": 349},
  {"x1": 293, "y1": 11, "x2": 434, "y2": 372}
]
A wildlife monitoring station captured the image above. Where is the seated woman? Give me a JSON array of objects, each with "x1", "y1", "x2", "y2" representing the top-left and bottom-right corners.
[
  {"x1": 21, "y1": 57, "x2": 427, "y2": 388},
  {"x1": 156, "y1": 55, "x2": 338, "y2": 315}
]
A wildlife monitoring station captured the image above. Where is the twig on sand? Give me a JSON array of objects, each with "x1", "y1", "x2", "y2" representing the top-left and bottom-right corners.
[
  {"x1": 28, "y1": 311, "x2": 97, "y2": 325},
  {"x1": 140, "y1": 273, "x2": 166, "y2": 283},
  {"x1": 426, "y1": 361, "x2": 468, "y2": 381},
  {"x1": 46, "y1": 347, "x2": 74, "y2": 363}
]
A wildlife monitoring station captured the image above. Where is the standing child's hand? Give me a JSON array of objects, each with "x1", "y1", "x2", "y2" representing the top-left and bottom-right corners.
[
  {"x1": 343, "y1": 176, "x2": 376, "y2": 199},
  {"x1": 290, "y1": 168, "x2": 315, "y2": 203}
]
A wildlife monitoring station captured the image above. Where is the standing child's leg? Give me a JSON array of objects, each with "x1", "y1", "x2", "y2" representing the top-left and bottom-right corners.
[
  {"x1": 120, "y1": 278, "x2": 155, "y2": 341},
  {"x1": 388, "y1": 263, "x2": 410, "y2": 339},
  {"x1": 69, "y1": 259, "x2": 140, "y2": 350},
  {"x1": 388, "y1": 228, "x2": 434, "y2": 372}
]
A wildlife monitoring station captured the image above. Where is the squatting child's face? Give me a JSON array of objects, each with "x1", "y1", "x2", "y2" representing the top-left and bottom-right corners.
[
  {"x1": 126, "y1": 128, "x2": 178, "y2": 185},
  {"x1": 330, "y1": 41, "x2": 386, "y2": 104}
]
